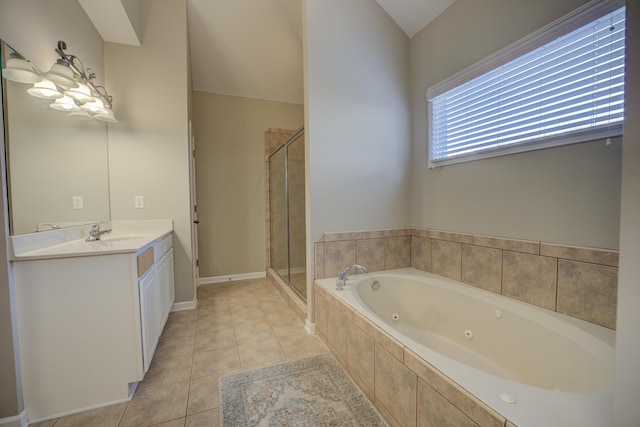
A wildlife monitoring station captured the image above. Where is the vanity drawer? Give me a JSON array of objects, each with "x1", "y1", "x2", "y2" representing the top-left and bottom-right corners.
[
  {"x1": 137, "y1": 247, "x2": 155, "y2": 278},
  {"x1": 154, "y1": 234, "x2": 173, "y2": 263}
]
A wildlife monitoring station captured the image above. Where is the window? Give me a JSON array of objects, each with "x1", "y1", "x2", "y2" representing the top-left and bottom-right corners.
[{"x1": 427, "y1": 1, "x2": 626, "y2": 167}]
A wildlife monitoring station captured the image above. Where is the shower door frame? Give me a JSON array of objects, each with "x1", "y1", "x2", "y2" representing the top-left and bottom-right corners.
[{"x1": 266, "y1": 126, "x2": 306, "y2": 301}]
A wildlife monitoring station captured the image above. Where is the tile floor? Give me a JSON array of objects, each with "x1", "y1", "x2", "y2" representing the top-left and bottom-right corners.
[{"x1": 31, "y1": 277, "x2": 328, "y2": 427}]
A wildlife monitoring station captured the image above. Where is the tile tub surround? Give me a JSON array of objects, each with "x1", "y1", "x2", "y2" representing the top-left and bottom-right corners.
[
  {"x1": 314, "y1": 229, "x2": 412, "y2": 279},
  {"x1": 314, "y1": 228, "x2": 618, "y2": 329},
  {"x1": 314, "y1": 281, "x2": 507, "y2": 427}
]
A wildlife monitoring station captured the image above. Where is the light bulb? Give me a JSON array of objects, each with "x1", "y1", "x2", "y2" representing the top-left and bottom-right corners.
[
  {"x1": 50, "y1": 95, "x2": 81, "y2": 112},
  {"x1": 27, "y1": 79, "x2": 63, "y2": 99}
]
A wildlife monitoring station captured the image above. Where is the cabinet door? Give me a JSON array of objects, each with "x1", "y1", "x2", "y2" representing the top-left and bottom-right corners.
[
  {"x1": 139, "y1": 268, "x2": 159, "y2": 373},
  {"x1": 156, "y1": 253, "x2": 169, "y2": 330},
  {"x1": 166, "y1": 248, "x2": 175, "y2": 312},
  {"x1": 156, "y1": 248, "x2": 175, "y2": 330}
]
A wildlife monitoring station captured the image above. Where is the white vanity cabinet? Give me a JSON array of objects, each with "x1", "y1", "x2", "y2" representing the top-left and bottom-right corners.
[{"x1": 12, "y1": 227, "x2": 175, "y2": 422}]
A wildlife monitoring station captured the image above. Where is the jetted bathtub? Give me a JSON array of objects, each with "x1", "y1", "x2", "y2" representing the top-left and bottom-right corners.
[{"x1": 316, "y1": 268, "x2": 615, "y2": 427}]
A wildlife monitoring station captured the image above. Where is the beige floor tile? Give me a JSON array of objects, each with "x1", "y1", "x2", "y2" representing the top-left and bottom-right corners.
[
  {"x1": 152, "y1": 418, "x2": 186, "y2": 427},
  {"x1": 196, "y1": 304, "x2": 230, "y2": 318},
  {"x1": 231, "y1": 311, "x2": 269, "y2": 328},
  {"x1": 139, "y1": 355, "x2": 193, "y2": 389},
  {"x1": 120, "y1": 381, "x2": 189, "y2": 427},
  {"x1": 234, "y1": 323, "x2": 275, "y2": 344},
  {"x1": 194, "y1": 329, "x2": 236, "y2": 353},
  {"x1": 228, "y1": 293, "x2": 258, "y2": 303},
  {"x1": 254, "y1": 288, "x2": 280, "y2": 297},
  {"x1": 154, "y1": 334, "x2": 196, "y2": 361},
  {"x1": 264, "y1": 308, "x2": 299, "y2": 321},
  {"x1": 259, "y1": 297, "x2": 289, "y2": 308},
  {"x1": 197, "y1": 309, "x2": 232, "y2": 321},
  {"x1": 162, "y1": 319, "x2": 197, "y2": 339},
  {"x1": 238, "y1": 337, "x2": 286, "y2": 367},
  {"x1": 167, "y1": 310, "x2": 198, "y2": 324},
  {"x1": 240, "y1": 358, "x2": 288, "y2": 372},
  {"x1": 192, "y1": 346, "x2": 241, "y2": 378},
  {"x1": 53, "y1": 402, "x2": 126, "y2": 427},
  {"x1": 278, "y1": 330, "x2": 327, "y2": 357},
  {"x1": 186, "y1": 409, "x2": 219, "y2": 427},
  {"x1": 229, "y1": 299, "x2": 261, "y2": 312},
  {"x1": 272, "y1": 324, "x2": 304, "y2": 338},
  {"x1": 199, "y1": 288, "x2": 229, "y2": 297},
  {"x1": 269, "y1": 314, "x2": 304, "y2": 332},
  {"x1": 196, "y1": 316, "x2": 233, "y2": 335},
  {"x1": 187, "y1": 374, "x2": 221, "y2": 415},
  {"x1": 28, "y1": 422, "x2": 56, "y2": 427}
]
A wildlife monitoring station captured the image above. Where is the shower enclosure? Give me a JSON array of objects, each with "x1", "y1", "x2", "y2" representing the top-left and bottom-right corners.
[{"x1": 267, "y1": 127, "x2": 306, "y2": 301}]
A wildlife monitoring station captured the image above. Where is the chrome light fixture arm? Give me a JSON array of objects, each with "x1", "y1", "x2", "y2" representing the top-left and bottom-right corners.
[{"x1": 54, "y1": 40, "x2": 114, "y2": 109}]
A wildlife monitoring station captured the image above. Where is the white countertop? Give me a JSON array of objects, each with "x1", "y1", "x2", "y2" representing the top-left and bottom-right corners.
[{"x1": 10, "y1": 220, "x2": 173, "y2": 261}]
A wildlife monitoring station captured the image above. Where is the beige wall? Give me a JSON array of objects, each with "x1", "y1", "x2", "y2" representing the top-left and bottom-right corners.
[
  {"x1": 0, "y1": 0, "x2": 105, "y2": 419},
  {"x1": 409, "y1": 0, "x2": 622, "y2": 250},
  {"x1": 105, "y1": 0, "x2": 194, "y2": 303},
  {"x1": 191, "y1": 92, "x2": 303, "y2": 278},
  {"x1": 304, "y1": 0, "x2": 411, "y2": 322},
  {"x1": 614, "y1": 2, "x2": 640, "y2": 424},
  {"x1": 304, "y1": 0, "x2": 411, "y2": 241}
]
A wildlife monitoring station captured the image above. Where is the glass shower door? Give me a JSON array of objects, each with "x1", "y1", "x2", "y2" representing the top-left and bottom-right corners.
[
  {"x1": 269, "y1": 147, "x2": 288, "y2": 283},
  {"x1": 268, "y1": 128, "x2": 306, "y2": 301},
  {"x1": 287, "y1": 133, "x2": 306, "y2": 299}
]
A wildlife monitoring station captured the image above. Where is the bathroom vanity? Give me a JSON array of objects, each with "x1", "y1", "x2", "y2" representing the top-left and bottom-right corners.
[{"x1": 10, "y1": 220, "x2": 174, "y2": 422}]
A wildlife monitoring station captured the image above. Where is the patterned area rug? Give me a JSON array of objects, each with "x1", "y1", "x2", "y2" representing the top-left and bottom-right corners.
[{"x1": 219, "y1": 353, "x2": 387, "y2": 426}]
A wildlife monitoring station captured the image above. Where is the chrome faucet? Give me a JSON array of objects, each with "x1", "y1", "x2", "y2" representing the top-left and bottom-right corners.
[
  {"x1": 85, "y1": 223, "x2": 112, "y2": 242},
  {"x1": 336, "y1": 264, "x2": 368, "y2": 291}
]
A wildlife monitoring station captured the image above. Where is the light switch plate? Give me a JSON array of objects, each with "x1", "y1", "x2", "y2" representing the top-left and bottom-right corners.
[
  {"x1": 72, "y1": 196, "x2": 83, "y2": 210},
  {"x1": 135, "y1": 195, "x2": 144, "y2": 209}
]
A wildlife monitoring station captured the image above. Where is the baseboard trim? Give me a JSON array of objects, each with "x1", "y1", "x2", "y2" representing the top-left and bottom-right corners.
[
  {"x1": 0, "y1": 411, "x2": 27, "y2": 427},
  {"x1": 171, "y1": 299, "x2": 197, "y2": 312},
  {"x1": 199, "y1": 271, "x2": 266, "y2": 285}
]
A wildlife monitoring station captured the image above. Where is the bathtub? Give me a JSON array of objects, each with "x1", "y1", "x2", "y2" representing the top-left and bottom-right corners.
[{"x1": 315, "y1": 268, "x2": 615, "y2": 427}]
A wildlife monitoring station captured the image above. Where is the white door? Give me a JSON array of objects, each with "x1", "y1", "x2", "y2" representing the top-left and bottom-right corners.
[{"x1": 188, "y1": 121, "x2": 200, "y2": 289}]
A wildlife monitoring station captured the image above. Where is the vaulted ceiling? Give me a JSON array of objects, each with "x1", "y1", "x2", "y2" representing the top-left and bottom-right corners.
[
  {"x1": 187, "y1": 0, "x2": 454, "y2": 104},
  {"x1": 82, "y1": 0, "x2": 455, "y2": 105}
]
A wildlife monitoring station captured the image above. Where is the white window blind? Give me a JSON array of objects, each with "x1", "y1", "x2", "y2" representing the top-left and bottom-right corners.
[{"x1": 428, "y1": 2, "x2": 626, "y2": 167}]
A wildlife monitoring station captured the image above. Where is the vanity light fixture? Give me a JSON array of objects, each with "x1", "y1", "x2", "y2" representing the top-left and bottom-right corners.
[
  {"x1": 27, "y1": 79, "x2": 63, "y2": 99},
  {"x1": 1, "y1": 40, "x2": 117, "y2": 123},
  {"x1": 52, "y1": 40, "x2": 117, "y2": 122},
  {"x1": 1, "y1": 53, "x2": 41, "y2": 83},
  {"x1": 64, "y1": 80, "x2": 94, "y2": 103},
  {"x1": 81, "y1": 97, "x2": 108, "y2": 115},
  {"x1": 44, "y1": 59, "x2": 76, "y2": 89},
  {"x1": 94, "y1": 108, "x2": 118, "y2": 123},
  {"x1": 49, "y1": 95, "x2": 81, "y2": 112},
  {"x1": 67, "y1": 110, "x2": 93, "y2": 120}
]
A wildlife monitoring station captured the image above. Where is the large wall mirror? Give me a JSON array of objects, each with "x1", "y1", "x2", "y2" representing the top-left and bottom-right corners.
[{"x1": 1, "y1": 40, "x2": 110, "y2": 235}]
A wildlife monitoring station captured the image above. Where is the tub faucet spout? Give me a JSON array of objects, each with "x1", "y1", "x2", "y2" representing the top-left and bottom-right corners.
[{"x1": 336, "y1": 264, "x2": 368, "y2": 291}]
